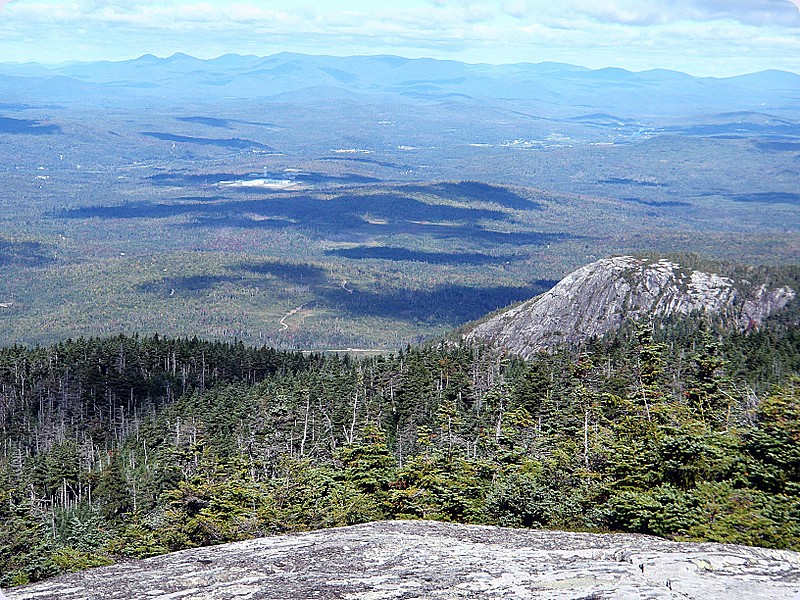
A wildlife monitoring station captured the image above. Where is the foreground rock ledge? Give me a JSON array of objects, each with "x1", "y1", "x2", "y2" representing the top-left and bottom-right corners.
[{"x1": 7, "y1": 521, "x2": 800, "y2": 599}]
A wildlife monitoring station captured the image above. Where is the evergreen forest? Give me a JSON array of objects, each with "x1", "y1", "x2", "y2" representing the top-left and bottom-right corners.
[
  {"x1": 2, "y1": 42, "x2": 800, "y2": 598},
  {"x1": 1, "y1": 310, "x2": 799, "y2": 587}
]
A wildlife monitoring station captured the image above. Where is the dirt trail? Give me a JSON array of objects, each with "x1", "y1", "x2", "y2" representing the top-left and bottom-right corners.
[{"x1": 279, "y1": 303, "x2": 309, "y2": 331}]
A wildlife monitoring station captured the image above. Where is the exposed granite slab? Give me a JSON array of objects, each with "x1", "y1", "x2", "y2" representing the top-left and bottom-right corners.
[
  {"x1": 465, "y1": 256, "x2": 796, "y2": 357},
  {"x1": 6, "y1": 521, "x2": 800, "y2": 599}
]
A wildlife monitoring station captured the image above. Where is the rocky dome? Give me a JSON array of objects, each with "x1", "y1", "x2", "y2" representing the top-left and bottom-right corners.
[
  {"x1": 465, "y1": 255, "x2": 795, "y2": 358},
  {"x1": 6, "y1": 521, "x2": 800, "y2": 600}
]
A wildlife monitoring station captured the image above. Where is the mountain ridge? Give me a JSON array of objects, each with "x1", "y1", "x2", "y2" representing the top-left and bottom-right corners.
[
  {"x1": 465, "y1": 255, "x2": 797, "y2": 358},
  {"x1": 15, "y1": 51, "x2": 800, "y2": 79},
  {"x1": 2, "y1": 52, "x2": 798, "y2": 114}
]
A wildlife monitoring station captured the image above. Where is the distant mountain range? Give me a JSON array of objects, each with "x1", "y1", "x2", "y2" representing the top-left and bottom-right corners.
[{"x1": 1, "y1": 52, "x2": 799, "y2": 116}]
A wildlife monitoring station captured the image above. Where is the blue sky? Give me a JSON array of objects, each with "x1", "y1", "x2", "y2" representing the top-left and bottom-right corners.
[{"x1": 0, "y1": 0, "x2": 799, "y2": 75}]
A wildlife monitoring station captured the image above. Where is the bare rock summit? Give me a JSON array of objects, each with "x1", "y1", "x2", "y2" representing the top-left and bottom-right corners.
[
  {"x1": 465, "y1": 255, "x2": 795, "y2": 358},
  {"x1": 6, "y1": 521, "x2": 800, "y2": 599}
]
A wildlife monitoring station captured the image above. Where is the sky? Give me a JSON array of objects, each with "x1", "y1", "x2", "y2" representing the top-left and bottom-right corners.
[{"x1": 0, "y1": 0, "x2": 799, "y2": 76}]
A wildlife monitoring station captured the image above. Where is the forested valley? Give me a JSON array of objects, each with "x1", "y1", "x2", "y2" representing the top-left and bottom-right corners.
[
  {"x1": 2, "y1": 27, "x2": 800, "y2": 600},
  {"x1": 1, "y1": 307, "x2": 799, "y2": 588}
]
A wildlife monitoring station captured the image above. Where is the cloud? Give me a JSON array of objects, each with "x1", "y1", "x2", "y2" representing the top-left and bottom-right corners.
[
  {"x1": 695, "y1": 0, "x2": 800, "y2": 25},
  {"x1": 502, "y1": 0, "x2": 800, "y2": 27},
  {"x1": 6, "y1": 1, "x2": 799, "y2": 31}
]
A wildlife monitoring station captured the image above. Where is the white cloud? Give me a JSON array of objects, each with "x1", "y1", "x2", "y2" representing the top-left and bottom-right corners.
[
  {"x1": 689, "y1": 0, "x2": 800, "y2": 26},
  {"x1": 501, "y1": 0, "x2": 800, "y2": 26},
  {"x1": 5, "y1": 1, "x2": 798, "y2": 30}
]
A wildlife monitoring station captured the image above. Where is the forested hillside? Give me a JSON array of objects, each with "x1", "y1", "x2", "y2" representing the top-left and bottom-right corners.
[
  {"x1": 3, "y1": 56, "x2": 799, "y2": 350},
  {"x1": 1, "y1": 310, "x2": 799, "y2": 586}
]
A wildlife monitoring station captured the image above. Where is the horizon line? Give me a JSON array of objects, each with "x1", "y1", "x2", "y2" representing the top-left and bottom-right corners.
[{"x1": 3, "y1": 51, "x2": 798, "y2": 80}]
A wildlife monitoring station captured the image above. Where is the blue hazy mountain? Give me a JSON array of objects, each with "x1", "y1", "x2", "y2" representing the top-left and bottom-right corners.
[{"x1": 1, "y1": 52, "x2": 798, "y2": 117}]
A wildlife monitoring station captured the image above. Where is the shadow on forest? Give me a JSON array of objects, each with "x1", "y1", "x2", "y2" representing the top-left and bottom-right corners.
[
  {"x1": 140, "y1": 132, "x2": 272, "y2": 150},
  {"x1": 403, "y1": 225, "x2": 579, "y2": 246},
  {"x1": 619, "y1": 197, "x2": 691, "y2": 208},
  {"x1": 0, "y1": 239, "x2": 53, "y2": 267},
  {"x1": 184, "y1": 215, "x2": 296, "y2": 230},
  {"x1": 58, "y1": 192, "x2": 583, "y2": 246},
  {"x1": 135, "y1": 257, "x2": 556, "y2": 326},
  {"x1": 234, "y1": 261, "x2": 329, "y2": 284},
  {"x1": 755, "y1": 141, "x2": 800, "y2": 152},
  {"x1": 292, "y1": 172, "x2": 380, "y2": 185},
  {"x1": 150, "y1": 173, "x2": 252, "y2": 186},
  {"x1": 138, "y1": 274, "x2": 242, "y2": 296},
  {"x1": 193, "y1": 216, "x2": 577, "y2": 246},
  {"x1": 321, "y1": 281, "x2": 557, "y2": 324},
  {"x1": 730, "y1": 192, "x2": 800, "y2": 206},
  {"x1": 0, "y1": 116, "x2": 60, "y2": 135},
  {"x1": 0, "y1": 103, "x2": 35, "y2": 110},
  {"x1": 404, "y1": 181, "x2": 543, "y2": 211},
  {"x1": 57, "y1": 194, "x2": 505, "y2": 229},
  {"x1": 318, "y1": 155, "x2": 411, "y2": 170},
  {"x1": 174, "y1": 196, "x2": 229, "y2": 202},
  {"x1": 327, "y1": 246, "x2": 522, "y2": 265},
  {"x1": 175, "y1": 116, "x2": 231, "y2": 128},
  {"x1": 138, "y1": 261, "x2": 332, "y2": 295},
  {"x1": 663, "y1": 122, "x2": 800, "y2": 137},
  {"x1": 599, "y1": 178, "x2": 667, "y2": 188}
]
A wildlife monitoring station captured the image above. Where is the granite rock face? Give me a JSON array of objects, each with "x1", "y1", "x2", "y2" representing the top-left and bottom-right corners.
[
  {"x1": 465, "y1": 256, "x2": 795, "y2": 358},
  {"x1": 6, "y1": 521, "x2": 800, "y2": 600}
]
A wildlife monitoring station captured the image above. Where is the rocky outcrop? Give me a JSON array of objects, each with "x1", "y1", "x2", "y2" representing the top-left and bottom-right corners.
[
  {"x1": 465, "y1": 256, "x2": 795, "y2": 358},
  {"x1": 6, "y1": 521, "x2": 800, "y2": 599}
]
